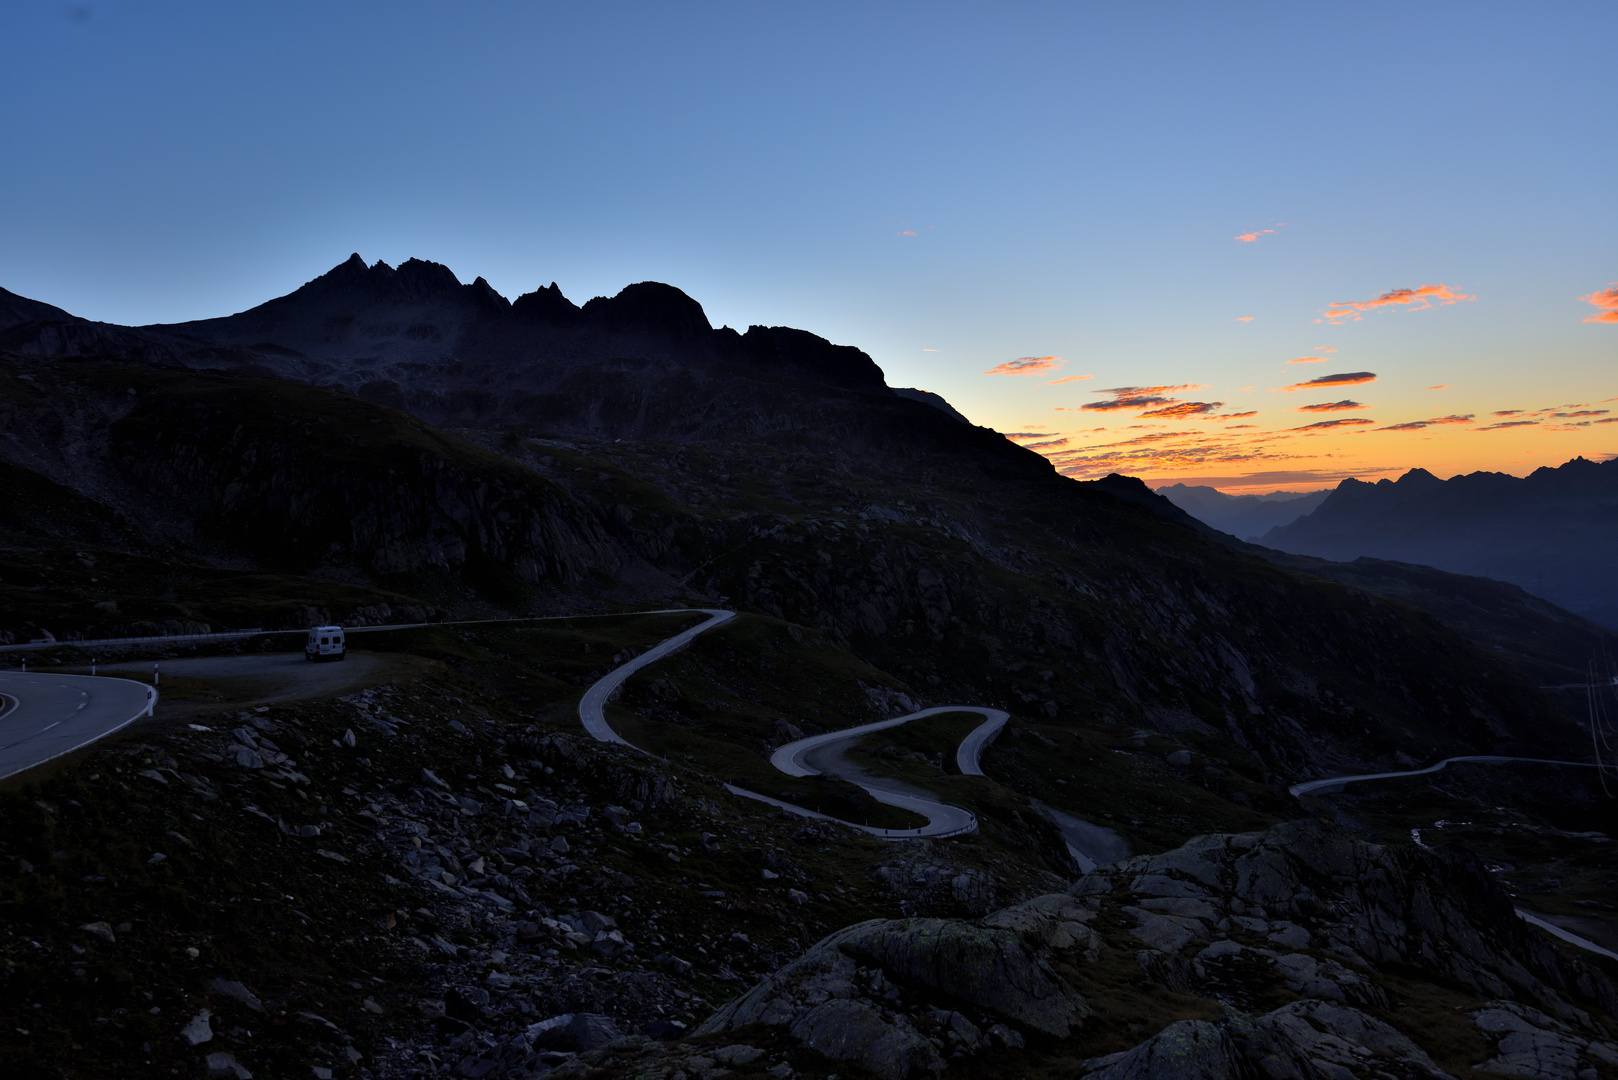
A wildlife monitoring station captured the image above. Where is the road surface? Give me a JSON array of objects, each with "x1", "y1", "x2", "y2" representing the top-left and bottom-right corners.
[
  {"x1": 0, "y1": 672, "x2": 156, "y2": 781},
  {"x1": 575, "y1": 609, "x2": 735, "y2": 747},
  {"x1": 767, "y1": 706, "x2": 1009, "y2": 838},
  {"x1": 94, "y1": 650, "x2": 397, "y2": 709},
  {"x1": 1289, "y1": 755, "x2": 1606, "y2": 798}
]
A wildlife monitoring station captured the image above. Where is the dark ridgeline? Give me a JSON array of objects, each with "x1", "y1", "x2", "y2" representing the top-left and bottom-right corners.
[
  {"x1": 0, "y1": 255, "x2": 900, "y2": 440},
  {"x1": 1260, "y1": 460, "x2": 1618, "y2": 628}
]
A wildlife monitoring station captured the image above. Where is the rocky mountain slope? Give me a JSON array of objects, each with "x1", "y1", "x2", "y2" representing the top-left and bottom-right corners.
[
  {"x1": 1262, "y1": 459, "x2": 1618, "y2": 629},
  {"x1": 2, "y1": 259, "x2": 1615, "y2": 1078}
]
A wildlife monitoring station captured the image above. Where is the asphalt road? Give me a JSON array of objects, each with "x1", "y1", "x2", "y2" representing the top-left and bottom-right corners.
[
  {"x1": 1289, "y1": 755, "x2": 1606, "y2": 798},
  {"x1": 575, "y1": 609, "x2": 735, "y2": 747},
  {"x1": 769, "y1": 706, "x2": 1010, "y2": 838},
  {"x1": 0, "y1": 672, "x2": 155, "y2": 781}
]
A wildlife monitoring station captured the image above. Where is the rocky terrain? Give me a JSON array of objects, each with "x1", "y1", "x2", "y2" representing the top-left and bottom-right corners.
[{"x1": 1, "y1": 259, "x2": 1615, "y2": 1078}]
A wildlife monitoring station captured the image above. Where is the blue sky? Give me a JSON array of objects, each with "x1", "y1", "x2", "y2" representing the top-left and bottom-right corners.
[{"x1": 2, "y1": 2, "x2": 1614, "y2": 489}]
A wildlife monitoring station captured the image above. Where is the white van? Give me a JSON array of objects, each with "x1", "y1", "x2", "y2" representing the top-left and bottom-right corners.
[{"x1": 305, "y1": 625, "x2": 346, "y2": 662}]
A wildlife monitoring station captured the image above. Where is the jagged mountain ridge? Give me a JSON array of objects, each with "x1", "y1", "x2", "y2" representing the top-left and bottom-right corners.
[
  {"x1": 0, "y1": 255, "x2": 920, "y2": 440},
  {"x1": 1262, "y1": 458, "x2": 1618, "y2": 628}
]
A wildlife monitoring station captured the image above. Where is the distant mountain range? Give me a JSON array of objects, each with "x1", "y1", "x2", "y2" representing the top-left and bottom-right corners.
[
  {"x1": 1258, "y1": 458, "x2": 1618, "y2": 628},
  {"x1": 1155, "y1": 484, "x2": 1330, "y2": 539}
]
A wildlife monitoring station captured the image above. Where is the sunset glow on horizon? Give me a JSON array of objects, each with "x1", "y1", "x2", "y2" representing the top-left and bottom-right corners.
[{"x1": 0, "y1": 5, "x2": 1611, "y2": 498}]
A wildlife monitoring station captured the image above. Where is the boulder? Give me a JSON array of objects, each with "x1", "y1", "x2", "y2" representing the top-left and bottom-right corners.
[
  {"x1": 569, "y1": 1012, "x2": 624, "y2": 1052},
  {"x1": 699, "y1": 894, "x2": 1099, "y2": 1077},
  {"x1": 181, "y1": 1008, "x2": 213, "y2": 1046},
  {"x1": 1082, "y1": 1001, "x2": 1447, "y2": 1080},
  {"x1": 787, "y1": 999, "x2": 942, "y2": 1079}
]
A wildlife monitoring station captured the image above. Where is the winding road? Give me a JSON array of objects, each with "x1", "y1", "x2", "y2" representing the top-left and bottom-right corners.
[
  {"x1": 1289, "y1": 755, "x2": 1607, "y2": 798},
  {"x1": 1291, "y1": 753, "x2": 1618, "y2": 963},
  {"x1": 0, "y1": 672, "x2": 156, "y2": 782},
  {"x1": 576, "y1": 609, "x2": 736, "y2": 747},
  {"x1": 575, "y1": 610, "x2": 1012, "y2": 841}
]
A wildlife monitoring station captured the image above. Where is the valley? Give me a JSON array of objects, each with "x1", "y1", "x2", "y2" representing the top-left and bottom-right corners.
[{"x1": 0, "y1": 264, "x2": 1615, "y2": 1079}]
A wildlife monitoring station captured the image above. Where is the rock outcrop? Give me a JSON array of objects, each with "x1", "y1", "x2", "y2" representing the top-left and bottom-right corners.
[
  {"x1": 697, "y1": 820, "x2": 1618, "y2": 1080},
  {"x1": 696, "y1": 893, "x2": 1099, "y2": 1078},
  {"x1": 1079, "y1": 1001, "x2": 1450, "y2": 1079},
  {"x1": 1075, "y1": 819, "x2": 1617, "y2": 1024}
]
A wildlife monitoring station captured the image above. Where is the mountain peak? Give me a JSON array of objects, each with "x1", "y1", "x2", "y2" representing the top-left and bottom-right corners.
[
  {"x1": 1395, "y1": 467, "x2": 1442, "y2": 486},
  {"x1": 512, "y1": 282, "x2": 580, "y2": 324},
  {"x1": 580, "y1": 281, "x2": 712, "y2": 341}
]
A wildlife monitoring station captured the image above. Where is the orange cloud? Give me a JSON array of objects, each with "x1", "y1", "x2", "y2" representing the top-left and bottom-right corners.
[
  {"x1": 1320, "y1": 283, "x2": 1476, "y2": 324},
  {"x1": 1379, "y1": 414, "x2": 1475, "y2": 431},
  {"x1": 1278, "y1": 371, "x2": 1377, "y2": 392},
  {"x1": 1233, "y1": 316, "x2": 1255, "y2": 322},
  {"x1": 899, "y1": 230, "x2": 916, "y2": 236},
  {"x1": 1004, "y1": 432, "x2": 1050, "y2": 439},
  {"x1": 1427, "y1": 384, "x2": 1452, "y2": 390},
  {"x1": 1492, "y1": 410, "x2": 1522, "y2": 417},
  {"x1": 1313, "y1": 346, "x2": 1336, "y2": 353},
  {"x1": 1287, "y1": 356, "x2": 1327, "y2": 364},
  {"x1": 1582, "y1": 284, "x2": 1618, "y2": 323},
  {"x1": 1140, "y1": 401, "x2": 1226, "y2": 419},
  {"x1": 1235, "y1": 229, "x2": 1275, "y2": 243},
  {"x1": 1047, "y1": 375, "x2": 1093, "y2": 385},
  {"x1": 1478, "y1": 419, "x2": 1538, "y2": 430},
  {"x1": 1210, "y1": 411, "x2": 1257, "y2": 420},
  {"x1": 1081, "y1": 385, "x2": 1207, "y2": 412},
  {"x1": 1296, "y1": 418, "x2": 1374, "y2": 431},
  {"x1": 1553, "y1": 409, "x2": 1609, "y2": 418},
  {"x1": 1023, "y1": 438, "x2": 1070, "y2": 449},
  {"x1": 983, "y1": 355, "x2": 1063, "y2": 376},
  {"x1": 1296, "y1": 400, "x2": 1367, "y2": 413}
]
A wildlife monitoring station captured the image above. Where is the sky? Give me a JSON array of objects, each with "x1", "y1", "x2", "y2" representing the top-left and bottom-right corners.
[{"x1": 1, "y1": 2, "x2": 1614, "y2": 493}]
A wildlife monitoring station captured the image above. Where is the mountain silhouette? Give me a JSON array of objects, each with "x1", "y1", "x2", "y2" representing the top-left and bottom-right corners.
[
  {"x1": 1261, "y1": 459, "x2": 1618, "y2": 627},
  {"x1": 0, "y1": 255, "x2": 902, "y2": 440},
  {"x1": 1156, "y1": 483, "x2": 1330, "y2": 539}
]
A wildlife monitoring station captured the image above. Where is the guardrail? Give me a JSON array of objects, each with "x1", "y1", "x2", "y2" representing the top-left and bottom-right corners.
[
  {"x1": 0, "y1": 609, "x2": 707, "y2": 656},
  {"x1": 0, "y1": 629, "x2": 269, "y2": 654}
]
